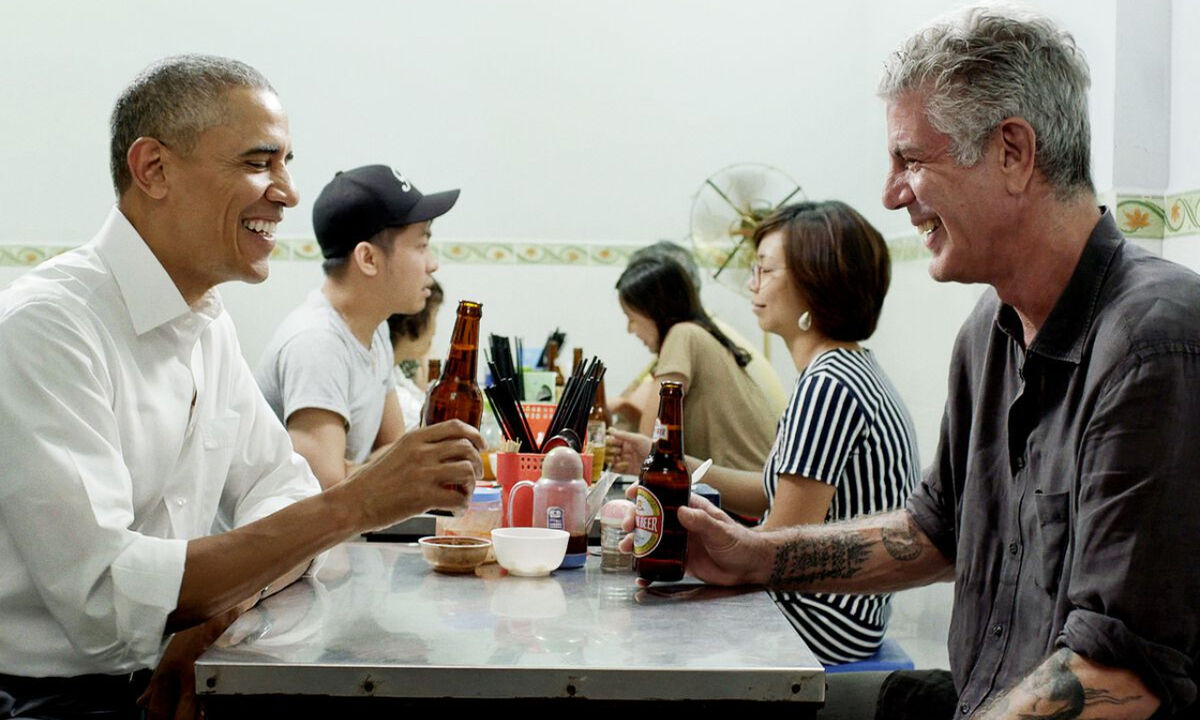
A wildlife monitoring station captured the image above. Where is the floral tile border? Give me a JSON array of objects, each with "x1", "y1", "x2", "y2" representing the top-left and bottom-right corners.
[
  {"x1": 0, "y1": 246, "x2": 73, "y2": 267},
  {"x1": 1117, "y1": 190, "x2": 1200, "y2": 239},
  {"x1": 6, "y1": 194, "x2": 1198, "y2": 268},
  {"x1": 0, "y1": 235, "x2": 930, "y2": 267}
]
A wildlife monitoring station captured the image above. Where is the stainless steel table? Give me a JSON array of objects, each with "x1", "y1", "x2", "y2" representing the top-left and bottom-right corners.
[{"x1": 195, "y1": 541, "x2": 824, "y2": 717}]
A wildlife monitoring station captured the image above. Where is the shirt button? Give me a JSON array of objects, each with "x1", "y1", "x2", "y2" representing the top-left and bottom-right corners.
[
  {"x1": 960, "y1": 703, "x2": 970, "y2": 715},
  {"x1": 1014, "y1": 456, "x2": 1026, "y2": 471},
  {"x1": 991, "y1": 624, "x2": 1004, "y2": 637},
  {"x1": 1008, "y1": 542, "x2": 1019, "y2": 555},
  {"x1": 175, "y1": 497, "x2": 187, "y2": 507}
]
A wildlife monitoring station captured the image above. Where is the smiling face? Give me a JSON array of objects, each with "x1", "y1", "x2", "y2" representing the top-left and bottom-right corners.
[
  {"x1": 378, "y1": 221, "x2": 439, "y2": 315},
  {"x1": 619, "y1": 299, "x2": 660, "y2": 353},
  {"x1": 882, "y1": 91, "x2": 1009, "y2": 285},
  {"x1": 749, "y1": 231, "x2": 809, "y2": 341},
  {"x1": 163, "y1": 87, "x2": 297, "y2": 298}
]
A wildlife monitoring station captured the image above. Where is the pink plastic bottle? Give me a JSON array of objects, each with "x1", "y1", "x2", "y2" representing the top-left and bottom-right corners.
[{"x1": 509, "y1": 447, "x2": 589, "y2": 568}]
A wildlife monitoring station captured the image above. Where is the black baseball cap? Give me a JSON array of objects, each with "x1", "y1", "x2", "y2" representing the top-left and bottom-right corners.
[{"x1": 312, "y1": 164, "x2": 460, "y2": 259}]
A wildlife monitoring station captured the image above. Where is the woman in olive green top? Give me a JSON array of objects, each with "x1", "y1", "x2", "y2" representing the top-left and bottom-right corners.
[{"x1": 614, "y1": 254, "x2": 785, "y2": 471}]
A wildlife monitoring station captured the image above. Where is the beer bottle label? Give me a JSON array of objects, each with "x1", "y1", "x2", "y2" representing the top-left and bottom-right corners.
[
  {"x1": 652, "y1": 419, "x2": 667, "y2": 441},
  {"x1": 546, "y1": 506, "x2": 565, "y2": 531},
  {"x1": 633, "y1": 486, "x2": 664, "y2": 557}
]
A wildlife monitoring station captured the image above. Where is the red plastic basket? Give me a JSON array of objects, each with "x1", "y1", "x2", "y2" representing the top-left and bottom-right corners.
[{"x1": 520, "y1": 402, "x2": 556, "y2": 447}]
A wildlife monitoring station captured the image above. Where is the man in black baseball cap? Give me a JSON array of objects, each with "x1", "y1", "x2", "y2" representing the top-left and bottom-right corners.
[
  {"x1": 256, "y1": 164, "x2": 460, "y2": 488},
  {"x1": 312, "y1": 164, "x2": 459, "y2": 263}
]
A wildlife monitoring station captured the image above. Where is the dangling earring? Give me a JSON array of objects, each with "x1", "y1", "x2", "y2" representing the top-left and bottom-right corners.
[{"x1": 797, "y1": 311, "x2": 812, "y2": 332}]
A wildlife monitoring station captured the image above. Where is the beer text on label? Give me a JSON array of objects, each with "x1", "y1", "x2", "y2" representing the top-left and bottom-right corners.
[{"x1": 633, "y1": 486, "x2": 664, "y2": 557}]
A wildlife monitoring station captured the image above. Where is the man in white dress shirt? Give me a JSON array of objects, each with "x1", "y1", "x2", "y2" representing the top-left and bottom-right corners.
[{"x1": 0, "y1": 55, "x2": 482, "y2": 719}]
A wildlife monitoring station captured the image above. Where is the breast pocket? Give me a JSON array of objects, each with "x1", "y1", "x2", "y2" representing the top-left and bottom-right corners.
[
  {"x1": 199, "y1": 413, "x2": 241, "y2": 476},
  {"x1": 1032, "y1": 489, "x2": 1071, "y2": 594}
]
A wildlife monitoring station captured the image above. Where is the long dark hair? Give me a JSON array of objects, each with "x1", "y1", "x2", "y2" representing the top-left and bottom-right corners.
[{"x1": 616, "y1": 254, "x2": 752, "y2": 368}]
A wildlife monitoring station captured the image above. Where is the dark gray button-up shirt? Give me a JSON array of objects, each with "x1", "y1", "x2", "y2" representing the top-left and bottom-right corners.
[{"x1": 908, "y1": 211, "x2": 1200, "y2": 717}]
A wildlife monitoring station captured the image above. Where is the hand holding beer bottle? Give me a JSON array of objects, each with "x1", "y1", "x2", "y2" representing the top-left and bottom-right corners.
[{"x1": 633, "y1": 381, "x2": 690, "y2": 583}]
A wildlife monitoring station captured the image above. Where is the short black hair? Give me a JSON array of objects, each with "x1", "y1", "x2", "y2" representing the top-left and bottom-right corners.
[
  {"x1": 110, "y1": 54, "x2": 273, "y2": 195},
  {"x1": 752, "y1": 200, "x2": 891, "y2": 342}
]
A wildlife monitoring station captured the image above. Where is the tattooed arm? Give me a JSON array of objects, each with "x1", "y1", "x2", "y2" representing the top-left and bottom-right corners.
[
  {"x1": 674, "y1": 493, "x2": 953, "y2": 592},
  {"x1": 973, "y1": 648, "x2": 1158, "y2": 720}
]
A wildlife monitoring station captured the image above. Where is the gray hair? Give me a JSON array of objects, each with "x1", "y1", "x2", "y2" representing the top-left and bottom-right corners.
[
  {"x1": 109, "y1": 54, "x2": 275, "y2": 195},
  {"x1": 878, "y1": 5, "x2": 1093, "y2": 198}
]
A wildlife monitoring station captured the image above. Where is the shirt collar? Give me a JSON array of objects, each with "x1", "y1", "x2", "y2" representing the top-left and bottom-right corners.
[
  {"x1": 994, "y1": 208, "x2": 1124, "y2": 364},
  {"x1": 93, "y1": 206, "x2": 223, "y2": 336}
]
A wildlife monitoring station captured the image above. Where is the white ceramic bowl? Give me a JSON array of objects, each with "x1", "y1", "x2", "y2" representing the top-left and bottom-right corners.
[{"x1": 490, "y1": 527, "x2": 569, "y2": 577}]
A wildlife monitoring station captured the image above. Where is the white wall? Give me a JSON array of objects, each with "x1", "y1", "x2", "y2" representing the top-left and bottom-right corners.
[
  {"x1": 0, "y1": 0, "x2": 1130, "y2": 670},
  {"x1": 0, "y1": 0, "x2": 1119, "y2": 412},
  {"x1": 1170, "y1": 0, "x2": 1200, "y2": 192},
  {"x1": 1162, "y1": 0, "x2": 1199, "y2": 270}
]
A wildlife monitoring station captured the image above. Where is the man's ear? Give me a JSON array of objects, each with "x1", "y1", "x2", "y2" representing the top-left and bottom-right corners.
[
  {"x1": 126, "y1": 137, "x2": 170, "y2": 200},
  {"x1": 997, "y1": 117, "x2": 1037, "y2": 195},
  {"x1": 352, "y1": 241, "x2": 381, "y2": 277}
]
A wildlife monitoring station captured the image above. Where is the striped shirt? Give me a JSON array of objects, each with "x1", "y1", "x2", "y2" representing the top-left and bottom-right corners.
[{"x1": 763, "y1": 348, "x2": 919, "y2": 665}]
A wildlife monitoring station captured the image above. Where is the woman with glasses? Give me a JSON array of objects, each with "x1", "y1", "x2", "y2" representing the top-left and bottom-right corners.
[
  {"x1": 610, "y1": 201, "x2": 919, "y2": 664},
  {"x1": 614, "y1": 253, "x2": 786, "y2": 471}
]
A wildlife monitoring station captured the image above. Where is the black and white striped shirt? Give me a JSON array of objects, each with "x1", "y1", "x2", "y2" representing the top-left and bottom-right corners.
[{"x1": 763, "y1": 348, "x2": 920, "y2": 665}]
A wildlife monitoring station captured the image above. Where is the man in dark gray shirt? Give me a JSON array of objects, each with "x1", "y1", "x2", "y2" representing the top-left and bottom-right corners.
[{"x1": 649, "y1": 7, "x2": 1200, "y2": 720}]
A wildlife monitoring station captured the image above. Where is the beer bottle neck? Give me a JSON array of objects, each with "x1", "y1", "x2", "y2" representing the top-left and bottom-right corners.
[
  {"x1": 651, "y1": 391, "x2": 684, "y2": 457},
  {"x1": 589, "y1": 378, "x2": 611, "y2": 425},
  {"x1": 443, "y1": 311, "x2": 480, "y2": 384}
]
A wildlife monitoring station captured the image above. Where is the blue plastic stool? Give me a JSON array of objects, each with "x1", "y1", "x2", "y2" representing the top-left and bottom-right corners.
[{"x1": 823, "y1": 637, "x2": 916, "y2": 674}]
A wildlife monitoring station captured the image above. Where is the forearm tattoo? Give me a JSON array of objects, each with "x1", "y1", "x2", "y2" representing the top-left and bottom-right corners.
[
  {"x1": 768, "y1": 531, "x2": 871, "y2": 589},
  {"x1": 881, "y1": 514, "x2": 924, "y2": 562},
  {"x1": 982, "y1": 649, "x2": 1143, "y2": 720}
]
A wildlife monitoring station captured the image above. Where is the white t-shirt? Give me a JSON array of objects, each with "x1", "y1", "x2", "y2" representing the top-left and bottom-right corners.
[
  {"x1": 256, "y1": 289, "x2": 394, "y2": 463},
  {"x1": 0, "y1": 207, "x2": 321, "y2": 676},
  {"x1": 393, "y1": 366, "x2": 426, "y2": 431}
]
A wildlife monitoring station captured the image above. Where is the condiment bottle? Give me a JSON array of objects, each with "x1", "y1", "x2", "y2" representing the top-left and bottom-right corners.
[
  {"x1": 422, "y1": 301, "x2": 483, "y2": 428},
  {"x1": 436, "y1": 485, "x2": 503, "y2": 543},
  {"x1": 600, "y1": 498, "x2": 635, "y2": 572},
  {"x1": 634, "y1": 381, "x2": 690, "y2": 583},
  {"x1": 508, "y1": 447, "x2": 590, "y2": 569}
]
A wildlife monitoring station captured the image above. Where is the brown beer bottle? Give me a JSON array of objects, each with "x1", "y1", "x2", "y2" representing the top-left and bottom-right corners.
[
  {"x1": 586, "y1": 376, "x2": 611, "y2": 481},
  {"x1": 634, "y1": 381, "x2": 690, "y2": 582},
  {"x1": 422, "y1": 301, "x2": 483, "y2": 428},
  {"x1": 546, "y1": 339, "x2": 565, "y2": 401}
]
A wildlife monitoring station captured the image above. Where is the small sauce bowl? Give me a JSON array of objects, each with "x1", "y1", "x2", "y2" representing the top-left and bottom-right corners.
[{"x1": 418, "y1": 535, "x2": 492, "y2": 574}]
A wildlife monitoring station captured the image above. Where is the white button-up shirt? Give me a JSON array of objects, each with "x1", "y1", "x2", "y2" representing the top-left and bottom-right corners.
[{"x1": 0, "y1": 208, "x2": 321, "y2": 676}]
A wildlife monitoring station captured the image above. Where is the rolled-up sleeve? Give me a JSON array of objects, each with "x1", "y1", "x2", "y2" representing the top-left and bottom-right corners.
[
  {"x1": 905, "y1": 423, "x2": 958, "y2": 563},
  {"x1": 1060, "y1": 346, "x2": 1200, "y2": 712},
  {"x1": 0, "y1": 300, "x2": 184, "y2": 668}
]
